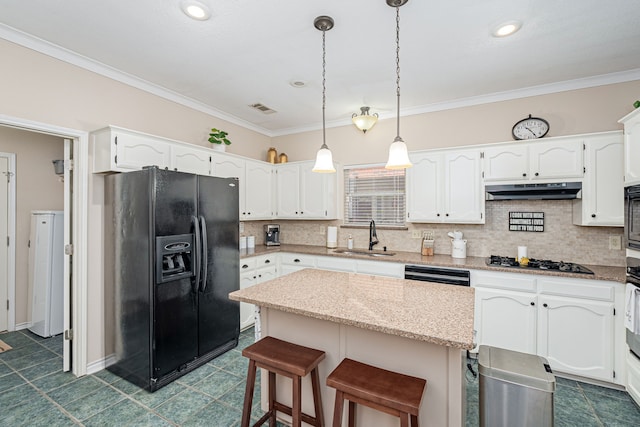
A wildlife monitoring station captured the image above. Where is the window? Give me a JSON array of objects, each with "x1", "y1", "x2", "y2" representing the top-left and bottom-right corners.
[{"x1": 344, "y1": 165, "x2": 406, "y2": 226}]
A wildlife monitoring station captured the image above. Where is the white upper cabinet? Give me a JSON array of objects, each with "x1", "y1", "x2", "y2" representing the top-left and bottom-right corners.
[
  {"x1": 92, "y1": 126, "x2": 171, "y2": 173},
  {"x1": 619, "y1": 108, "x2": 640, "y2": 186},
  {"x1": 482, "y1": 137, "x2": 583, "y2": 182},
  {"x1": 573, "y1": 132, "x2": 624, "y2": 226},
  {"x1": 212, "y1": 154, "x2": 274, "y2": 220},
  {"x1": 170, "y1": 145, "x2": 211, "y2": 175},
  {"x1": 275, "y1": 161, "x2": 338, "y2": 219},
  {"x1": 407, "y1": 148, "x2": 484, "y2": 223}
]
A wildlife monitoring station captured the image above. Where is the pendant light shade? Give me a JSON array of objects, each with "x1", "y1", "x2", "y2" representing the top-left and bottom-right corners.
[
  {"x1": 312, "y1": 15, "x2": 336, "y2": 173},
  {"x1": 352, "y1": 106, "x2": 379, "y2": 133},
  {"x1": 385, "y1": 0, "x2": 412, "y2": 170}
]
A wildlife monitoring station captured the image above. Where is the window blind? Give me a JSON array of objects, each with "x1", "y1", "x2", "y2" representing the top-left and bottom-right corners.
[{"x1": 343, "y1": 166, "x2": 406, "y2": 226}]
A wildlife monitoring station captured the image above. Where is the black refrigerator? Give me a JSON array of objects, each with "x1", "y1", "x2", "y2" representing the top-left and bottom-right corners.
[{"x1": 105, "y1": 167, "x2": 240, "y2": 391}]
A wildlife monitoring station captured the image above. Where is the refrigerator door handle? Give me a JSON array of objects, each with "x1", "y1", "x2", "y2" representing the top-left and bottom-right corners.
[
  {"x1": 191, "y1": 215, "x2": 201, "y2": 290},
  {"x1": 199, "y1": 215, "x2": 208, "y2": 292}
]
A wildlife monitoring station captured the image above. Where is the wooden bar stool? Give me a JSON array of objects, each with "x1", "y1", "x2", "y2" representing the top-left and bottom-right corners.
[
  {"x1": 241, "y1": 336, "x2": 326, "y2": 427},
  {"x1": 326, "y1": 358, "x2": 427, "y2": 427}
]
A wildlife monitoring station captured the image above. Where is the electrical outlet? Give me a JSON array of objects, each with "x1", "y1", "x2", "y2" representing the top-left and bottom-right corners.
[
  {"x1": 239, "y1": 222, "x2": 244, "y2": 233},
  {"x1": 411, "y1": 230, "x2": 422, "y2": 239},
  {"x1": 609, "y1": 235, "x2": 622, "y2": 250}
]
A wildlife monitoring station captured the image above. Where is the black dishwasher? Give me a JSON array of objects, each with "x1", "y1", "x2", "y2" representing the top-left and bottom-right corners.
[{"x1": 404, "y1": 264, "x2": 470, "y2": 286}]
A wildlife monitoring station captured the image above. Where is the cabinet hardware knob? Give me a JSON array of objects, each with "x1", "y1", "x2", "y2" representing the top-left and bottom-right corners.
[
  {"x1": 445, "y1": 213, "x2": 449, "y2": 217},
  {"x1": 253, "y1": 275, "x2": 257, "y2": 279},
  {"x1": 258, "y1": 274, "x2": 262, "y2": 278},
  {"x1": 265, "y1": 260, "x2": 270, "y2": 264},
  {"x1": 242, "y1": 265, "x2": 249, "y2": 269},
  {"x1": 543, "y1": 303, "x2": 548, "y2": 308},
  {"x1": 523, "y1": 173, "x2": 527, "y2": 177},
  {"x1": 294, "y1": 259, "x2": 300, "y2": 263},
  {"x1": 301, "y1": 211, "x2": 304, "y2": 214},
  {"x1": 591, "y1": 214, "x2": 596, "y2": 218},
  {"x1": 530, "y1": 302, "x2": 535, "y2": 306},
  {"x1": 437, "y1": 213, "x2": 440, "y2": 217},
  {"x1": 535, "y1": 172, "x2": 539, "y2": 176}
]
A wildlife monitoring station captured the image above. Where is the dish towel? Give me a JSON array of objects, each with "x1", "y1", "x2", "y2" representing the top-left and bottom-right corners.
[{"x1": 626, "y1": 283, "x2": 639, "y2": 333}]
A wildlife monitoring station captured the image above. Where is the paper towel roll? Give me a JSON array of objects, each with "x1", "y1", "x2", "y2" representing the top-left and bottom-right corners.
[
  {"x1": 327, "y1": 226, "x2": 337, "y2": 248},
  {"x1": 517, "y1": 246, "x2": 527, "y2": 261}
]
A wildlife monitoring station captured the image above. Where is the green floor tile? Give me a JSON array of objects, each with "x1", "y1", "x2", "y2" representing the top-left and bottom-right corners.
[
  {"x1": 18, "y1": 358, "x2": 64, "y2": 381},
  {"x1": 82, "y1": 399, "x2": 150, "y2": 427},
  {"x1": 63, "y1": 385, "x2": 126, "y2": 421},
  {"x1": 47, "y1": 376, "x2": 104, "y2": 406},
  {"x1": 182, "y1": 400, "x2": 242, "y2": 427},
  {"x1": 155, "y1": 389, "x2": 214, "y2": 425},
  {"x1": 192, "y1": 369, "x2": 244, "y2": 399},
  {"x1": 131, "y1": 380, "x2": 187, "y2": 409}
]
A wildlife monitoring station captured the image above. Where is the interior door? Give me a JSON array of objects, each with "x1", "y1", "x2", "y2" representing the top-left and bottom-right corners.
[
  {"x1": 0, "y1": 156, "x2": 8, "y2": 332},
  {"x1": 62, "y1": 139, "x2": 72, "y2": 371}
]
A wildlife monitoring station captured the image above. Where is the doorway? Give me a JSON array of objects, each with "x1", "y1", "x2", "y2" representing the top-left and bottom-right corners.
[
  {"x1": 0, "y1": 115, "x2": 88, "y2": 377},
  {"x1": 0, "y1": 152, "x2": 16, "y2": 333}
]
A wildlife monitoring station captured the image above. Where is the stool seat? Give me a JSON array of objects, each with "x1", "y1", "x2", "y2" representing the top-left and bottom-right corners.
[
  {"x1": 241, "y1": 336, "x2": 325, "y2": 427},
  {"x1": 326, "y1": 358, "x2": 426, "y2": 427}
]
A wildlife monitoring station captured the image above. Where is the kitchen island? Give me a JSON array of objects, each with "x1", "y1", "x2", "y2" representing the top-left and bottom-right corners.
[{"x1": 229, "y1": 269, "x2": 475, "y2": 427}]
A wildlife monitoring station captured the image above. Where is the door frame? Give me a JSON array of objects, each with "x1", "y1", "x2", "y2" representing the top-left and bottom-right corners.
[
  {"x1": 0, "y1": 152, "x2": 16, "y2": 332},
  {"x1": 0, "y1": 114, "x2": 89, "y2": 377}
]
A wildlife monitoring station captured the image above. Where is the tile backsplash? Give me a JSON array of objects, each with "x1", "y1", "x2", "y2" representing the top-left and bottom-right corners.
[{"x1": 241, "y1": 200, "x2": 625, "y2": 267}]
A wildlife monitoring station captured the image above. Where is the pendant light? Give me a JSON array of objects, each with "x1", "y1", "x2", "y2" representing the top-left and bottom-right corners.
[
  {"x1": 385, "y1": 0, "x2": 412, "y2": 170},
  {"x1": 312, "y1": 16, "x2": 336, "y2": 173},
  {"x1": 352, "y1": 106, "x2": 379, "y2": 133}
]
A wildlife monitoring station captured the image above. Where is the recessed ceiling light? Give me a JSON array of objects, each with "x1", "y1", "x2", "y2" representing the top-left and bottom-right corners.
[
  {"x1": 181, "y1": 1, "x2": 211, "y2": 21},
  {"x1": 289, "y1": 80, "x2": 306, "y2": 88},
  {"x1": 492, "y1": 21, "x2": 522, "y2": 37}
]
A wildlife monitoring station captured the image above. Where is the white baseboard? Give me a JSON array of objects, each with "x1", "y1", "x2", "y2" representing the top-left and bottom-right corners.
[
  {"x1": 15, "y1": 322, "x2": 30, "y2": 331},
  {"x1": 86, "y1": 353, "x2": 116, "y2": 375}
]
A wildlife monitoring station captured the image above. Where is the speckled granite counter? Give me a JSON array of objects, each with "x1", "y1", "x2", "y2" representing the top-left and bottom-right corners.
[
  {"x1": 229, "y1": 268, "x2": 475, "y2": 350},
  {"x1": 240, "y1": 244, "x2": 626, "y2": 283}
]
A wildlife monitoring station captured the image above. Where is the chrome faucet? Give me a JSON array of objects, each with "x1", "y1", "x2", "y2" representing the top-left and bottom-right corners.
[{"x1": 369, "y1": 220, "x2": 379, "y2": 250}]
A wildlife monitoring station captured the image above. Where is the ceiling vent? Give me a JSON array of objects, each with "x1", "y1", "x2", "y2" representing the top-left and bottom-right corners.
[{"x1": 249, "y1": 103, "x2": 277, "y2": 114}]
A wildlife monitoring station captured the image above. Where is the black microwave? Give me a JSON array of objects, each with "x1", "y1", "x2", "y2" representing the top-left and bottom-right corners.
[{"x1": 626, "y1": 185, "x2": 640, "y2": 250}]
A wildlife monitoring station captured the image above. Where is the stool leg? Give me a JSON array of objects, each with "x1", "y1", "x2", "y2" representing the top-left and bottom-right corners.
[
  {"x1": 310, "y1": 367, "x2": 324, "y2": 427},
  {"x1": 410, "y1": 414, "x2": 419, "y2": 427},
  {"x1": 332, "y1": 390, "x2": 345, "y2": 427},
  {"x1": 241, "y1": 360, "x2": 257, "y2": 427},
  {"x1": 348, "y1": 401, "x2": 356, "y2": 427},
  {"x1": 292, "y1": 374, "x2": 302, "y2": 427},
  {"x1": 268, "y1": 371, "x2": 277, "y2": 427},
  {"x1": 399, "y1": 413, "x2": 409, "y2": 427}
]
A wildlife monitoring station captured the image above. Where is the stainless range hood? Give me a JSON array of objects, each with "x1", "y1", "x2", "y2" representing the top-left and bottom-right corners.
[{"x1": 485, "y1": 182, "x2": 582, "y2": 200}]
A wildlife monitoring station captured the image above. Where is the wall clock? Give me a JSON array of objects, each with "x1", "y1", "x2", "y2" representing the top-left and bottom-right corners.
[{"x1": 512, "y1": 114, "x2": 549, "y2": 140}]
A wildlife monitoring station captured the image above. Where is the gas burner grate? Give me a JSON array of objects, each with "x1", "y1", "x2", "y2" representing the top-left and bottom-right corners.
[{"x1": 486, "y1": 256, "x2": 594, "y2": 275}]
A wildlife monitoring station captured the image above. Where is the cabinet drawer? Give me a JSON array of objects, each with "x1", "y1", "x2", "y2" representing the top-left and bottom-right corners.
[
  {"x1": 280, "y1": 253, "x2": 316, "y2": 268},
  {"x1": 537, "y1": 278, "x2": 614, "y2": 302},
  {"x1": 471, "y1": 270, "x2": 536, "y2": 292},
  {"x1": 255, "y1": 255, "x2": 276, "y2": 268},
  {"x1": 316, "y1": 256, "x2": 356, "y2": 272},
  {"x1": 356, "y1": 260, "x2": 404, "y2": 278},
  {"x1": 239, "y1": 258, "x2": 257, "y2": 271}
]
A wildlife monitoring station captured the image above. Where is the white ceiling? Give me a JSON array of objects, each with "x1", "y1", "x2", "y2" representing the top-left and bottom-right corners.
[{"x1": 2, "y1": 0, "x2": 640, "y2": 136}]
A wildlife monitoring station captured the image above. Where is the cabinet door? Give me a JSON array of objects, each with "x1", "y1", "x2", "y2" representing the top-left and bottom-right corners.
[
  {"x1": 300, "y1": 163, "x2": 327, "y2": 218},
  {"x1": 256, "y1": 266, "x2": 277, "y2": 283},
  {"x1": 171, "y1": 145, "x2": 211, "y2": 175},
  {"x1": 474, "y1": 287, "x2": 537, "y2": 354},
  {"x1": 275, "y1": 165, "x2": 300, "y2": 218},
  {"x1": 529, "y1": 140, "x2": 583, "y2": 179},
  {"x1": 444, "y1": 149, "x2": 484, "y2": 223},
  {"x1": 482, "y1": 145, "x2": 529, "y2": 181},
  {"x1": 114, "y1": 131, "x2": 170, "y2": 170},
  {"x1": 623, "y1": 111, "x2": 640, "y2": 186},
  {"x1": 239, "y1": 271, "x2": 257, "y2": 330},
  {"x1": 212, "y1": 154, "x2": 246, "y2": 216},
  {"x1": 579, "y1": 136, "x2": 624, "y2": 226},
  {"x1": 537, "y1": 295, "x2": 614, "y2": 381},
  {"x1": 406, "y1": 152, "x2": 443, "y2": 222},
  {"x1": 245, "y1": 160, "x2": 273, "y2": 219}
]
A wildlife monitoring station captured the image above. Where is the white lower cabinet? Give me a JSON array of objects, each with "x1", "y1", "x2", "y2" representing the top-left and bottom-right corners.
[
  {"x1": 472, "y1": 270, "x2": 622, "y2": 384},
  {"x1": 239, "y1": 255, "x2": 276, "y2": 330},
  {"x1": 278, "y1": 253, "x2": 316, "y2": 277}
]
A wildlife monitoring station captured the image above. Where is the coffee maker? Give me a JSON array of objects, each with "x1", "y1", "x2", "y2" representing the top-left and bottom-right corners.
[{"x1": 264, "y1": 224, "x2": 280, "y2": 246}]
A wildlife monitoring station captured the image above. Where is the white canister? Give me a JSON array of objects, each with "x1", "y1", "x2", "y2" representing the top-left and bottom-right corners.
[
  {"x1": 451, "y1": 239, "x2": 467, "y2": 259},
  {"x1": 517, "y1": 246, "x2": 528, "y2": 262},
  {"x1": 239, "y1": 236, "x2": 247, "y2": 249},
  {"x1": 247, "y1": 235, "x2": 255, "y2": 249},
  {"x1": 327, "y1": 226, "x2": 338, "y2": 248}
]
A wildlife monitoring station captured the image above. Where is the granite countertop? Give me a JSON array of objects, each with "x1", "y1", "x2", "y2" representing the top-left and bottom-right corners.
[
  {"x1": 240, "y1": 244, "x2": 626, "y2": 283},
  {"x1": 229, "y1": 269, "x2": 475, "y2": 350}
]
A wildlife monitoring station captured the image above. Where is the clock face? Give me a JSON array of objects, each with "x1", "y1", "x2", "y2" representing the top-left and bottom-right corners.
[{"x1": 512, "y1": 116, "x2": 549, "y2": 140}]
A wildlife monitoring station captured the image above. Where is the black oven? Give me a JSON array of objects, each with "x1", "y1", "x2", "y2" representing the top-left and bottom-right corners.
[{"x1": 626, "y1": 185, "x2": 640, "y2": 250}]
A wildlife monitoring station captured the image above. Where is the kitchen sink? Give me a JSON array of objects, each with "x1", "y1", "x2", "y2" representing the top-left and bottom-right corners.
[{"x1": 333, "y1": 249, "x2": 396, "y2": 257}]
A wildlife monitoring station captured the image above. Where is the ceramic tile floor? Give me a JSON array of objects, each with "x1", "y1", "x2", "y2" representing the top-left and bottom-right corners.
[{"x1": 1, "y1": 328, "x2": 639, "y2": 426}]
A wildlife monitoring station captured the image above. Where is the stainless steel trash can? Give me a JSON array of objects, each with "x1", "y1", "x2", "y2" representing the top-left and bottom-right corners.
[{"x1": 479, "y1": 345, "x2": 555, "y2": 427}]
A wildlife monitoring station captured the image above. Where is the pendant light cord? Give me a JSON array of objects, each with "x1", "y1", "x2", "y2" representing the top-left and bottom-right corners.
[
  {"x1": 321, "y1": 28, "x2": 328, "y2": 150},
  {"x1": 395, "y1": 6, "x2": 402, "y2": 141}
]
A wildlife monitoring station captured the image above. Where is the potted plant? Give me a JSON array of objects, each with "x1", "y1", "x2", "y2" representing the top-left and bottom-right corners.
[{"x1": 208, "y1": 128, "x2": 231, "y2": 152}]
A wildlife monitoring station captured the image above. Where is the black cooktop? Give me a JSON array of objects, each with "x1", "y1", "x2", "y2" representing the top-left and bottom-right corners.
[{"x1": 486, "y1": 255, "x2": 594, "y2": 275}]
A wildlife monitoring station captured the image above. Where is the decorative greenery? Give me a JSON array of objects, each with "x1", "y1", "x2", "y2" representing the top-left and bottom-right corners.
[
  {"x1": 208, "y1": 128, "x2": 231, "y2": 145},
  {"x1": 634, "y1": 100, "x2": 640, "y2": 109}
]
